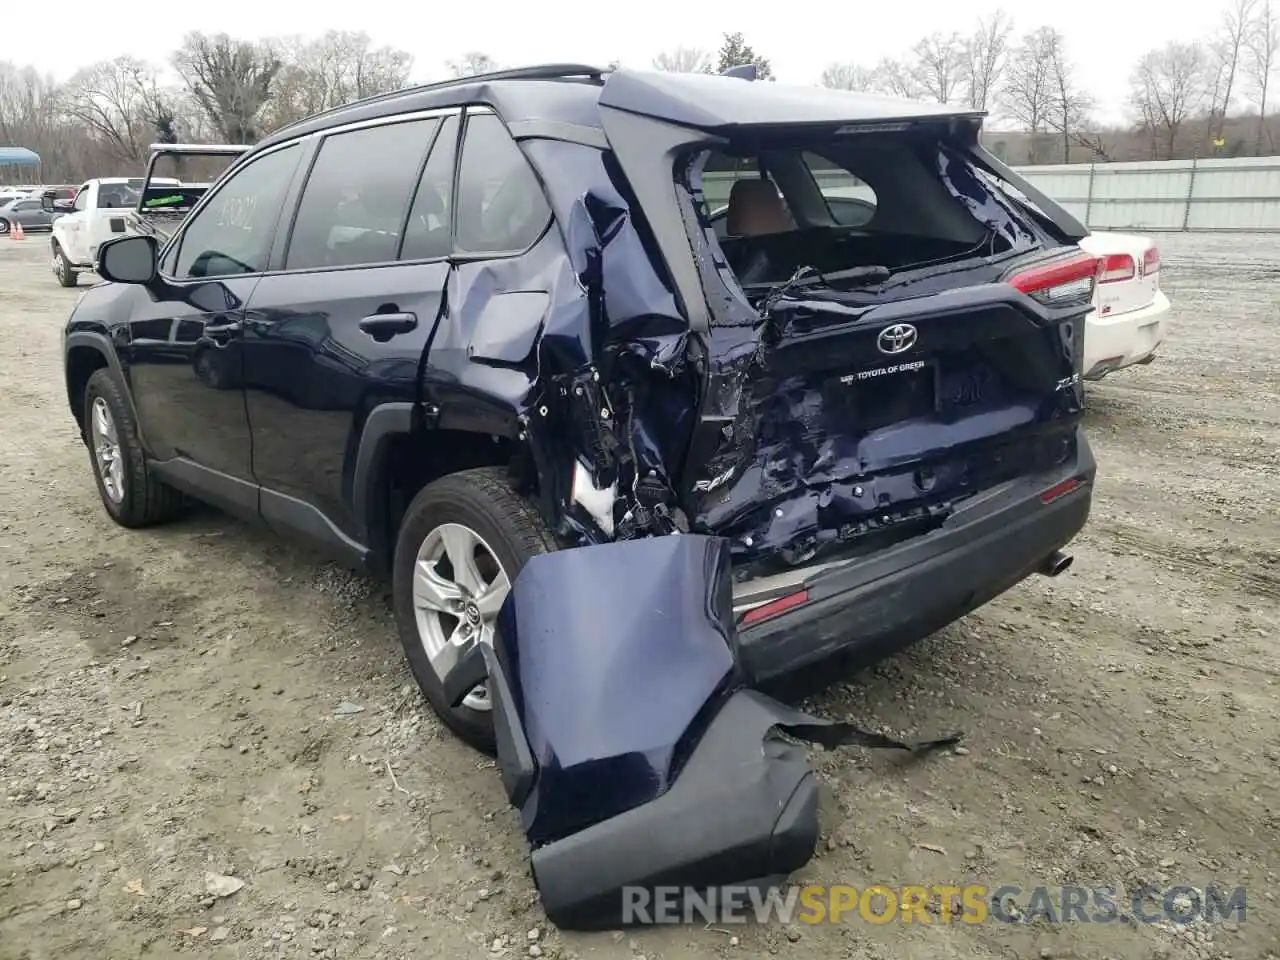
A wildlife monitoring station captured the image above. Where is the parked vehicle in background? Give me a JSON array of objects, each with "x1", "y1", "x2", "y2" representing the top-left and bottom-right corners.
[
  {"x1": 44, "y1": 178, "x2": 165, "y2": 285},
  {"x1": 42, "y1": 149, "x2": 242, "y2": 287},
  {"x1": 1076, "y1": 232, "x2": 1168, "y2": 379},
  {"x1": 61, "y1": 65, "x2": 1096, "y2": 753},
  {"x1": 0, "y1": 195, "x2": 57, "y2": 234}
]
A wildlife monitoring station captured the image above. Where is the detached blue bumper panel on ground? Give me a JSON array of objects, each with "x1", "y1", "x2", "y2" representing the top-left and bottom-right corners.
[{"x1": 446, "y1": 535, "x2": 960, "y2": 930}]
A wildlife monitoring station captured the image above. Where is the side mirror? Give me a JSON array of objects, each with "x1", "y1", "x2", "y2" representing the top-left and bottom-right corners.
[{"x1": 97, "y1": 234, "x2": 159, "y2": 285}]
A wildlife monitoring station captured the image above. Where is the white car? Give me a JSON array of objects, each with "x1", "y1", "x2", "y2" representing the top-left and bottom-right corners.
[{"x1": 1077, "y1": 232, "x2": 1169, "y2": 380}]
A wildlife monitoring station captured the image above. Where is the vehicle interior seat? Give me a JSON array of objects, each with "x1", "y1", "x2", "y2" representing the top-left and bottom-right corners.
[
  {"x1": 725, "y1": 177, "x2": 792, "y2": 237},
  {"x1": 333, "y1": 180, "x2": 407, "y2": 264}
]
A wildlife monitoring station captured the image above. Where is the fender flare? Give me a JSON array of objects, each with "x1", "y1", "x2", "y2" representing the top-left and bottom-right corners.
[
  {"x1": 349, "y1": 397, "x2": 528, "y2": 569},
  {"x1": 350, "y1": 402, "x2": 416, "y2": 561},
  {"x1": 63, "y1": 331, "x2": 144, "y2": 444}
]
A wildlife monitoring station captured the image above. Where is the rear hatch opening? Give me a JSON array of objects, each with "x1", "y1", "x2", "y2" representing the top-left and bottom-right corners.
[{"x1": 676, "y1": 122, "x2": 1098, "y2": 581}]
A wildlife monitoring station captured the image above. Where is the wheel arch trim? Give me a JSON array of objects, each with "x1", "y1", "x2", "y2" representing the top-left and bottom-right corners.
[{"x1": 64, "y1": 332, "x2": 144, "y2": 447}]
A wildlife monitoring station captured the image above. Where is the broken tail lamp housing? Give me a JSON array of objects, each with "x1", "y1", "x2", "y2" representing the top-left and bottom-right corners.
[{"x1": 1008, "y1": 252, "x2": 1099, "y2": 308}]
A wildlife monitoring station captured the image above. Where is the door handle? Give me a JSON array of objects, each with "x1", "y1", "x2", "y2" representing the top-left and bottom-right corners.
[
  {"x1": 205, "y1": 320, "x2": 241, "y2": 344},
  {"x1": 359, "y1": 311, "x2": 417, "y2": 341}
]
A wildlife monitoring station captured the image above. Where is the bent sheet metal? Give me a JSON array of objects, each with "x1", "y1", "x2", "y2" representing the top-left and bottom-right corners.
[{"x1": 445, "y1": 534, "x2": 961, "y2": 929}]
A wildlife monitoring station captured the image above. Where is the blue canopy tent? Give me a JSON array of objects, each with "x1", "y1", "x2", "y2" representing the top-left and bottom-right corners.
[{"x1": 0, "y1": 147, "x2": 41, "y2": 185}]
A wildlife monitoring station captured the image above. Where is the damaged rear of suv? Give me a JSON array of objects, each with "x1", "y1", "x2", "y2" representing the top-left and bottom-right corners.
[
  {"x1": 588, "y1": 71, "x2": 1097, "y2": 683},
  {"x1": 65, "y1": 64, "x2": 1095, "y2": 758}
]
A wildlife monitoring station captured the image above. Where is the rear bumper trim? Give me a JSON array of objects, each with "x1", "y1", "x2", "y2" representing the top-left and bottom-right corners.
[{"x1": 736, "y1": 430, "x2": 1095, "y2": 682}]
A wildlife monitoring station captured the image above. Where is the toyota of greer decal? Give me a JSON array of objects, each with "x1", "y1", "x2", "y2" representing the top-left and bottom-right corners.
[{"x1": 840, "y1": 359, "x2": 928, "y2": 384}]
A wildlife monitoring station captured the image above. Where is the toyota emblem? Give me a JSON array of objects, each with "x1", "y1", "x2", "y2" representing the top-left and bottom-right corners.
[{"x1": 877, "y1": 323, "x2": 918, "y2": 355}]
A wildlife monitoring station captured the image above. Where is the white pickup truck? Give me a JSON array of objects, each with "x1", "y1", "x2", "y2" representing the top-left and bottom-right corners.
[
  {"x1": 45, "y1": 177, "x2": 180, "y2": 286},
  {"x1": 42, "y1": 143, "x2": 249, "y2": 287}
]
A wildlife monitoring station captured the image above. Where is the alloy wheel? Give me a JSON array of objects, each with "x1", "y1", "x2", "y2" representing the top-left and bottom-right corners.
[
  {"x1": 91, "y1": 397, "x2": 125, "y2": 504},
  {"x1": 411, "y1": 522, "x2": 511, "y2": 711}
]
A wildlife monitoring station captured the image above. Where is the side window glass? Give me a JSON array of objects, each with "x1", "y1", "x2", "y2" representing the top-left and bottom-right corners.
[
  {"x1": 98, "y1": 183, "x2": 136, "y2": 209},
  {"x1": 801, "y1": 151, "x2": 878, "y2": 228},
  {"x1": 72, "y1": 187, "x2": 89, "y2": 212},
  {"x1": 286, "y1": 118, "x2": 439, "y2": 271},
  {"x1": 172, "y1": 145, "x2": 300, "y2": 279},
  {"x1": 455, "y1": 113, "x2": 551, "y2": 255},
  {"x1": 399, "y1": 115, "x2": 458, "y2": 262}
]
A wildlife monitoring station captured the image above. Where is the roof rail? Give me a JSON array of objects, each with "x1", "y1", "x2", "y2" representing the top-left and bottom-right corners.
[
  {"x1": 272, "y1": 63, "x2": 611, "y2": 137},
  {"x1": 722, "y1": 64, "x2": 759, "y2": 81}
]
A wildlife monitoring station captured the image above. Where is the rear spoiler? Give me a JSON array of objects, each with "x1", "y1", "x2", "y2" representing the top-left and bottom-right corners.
[{"x1": 135, "y1": 142, "x2": 251, "y2": 217}]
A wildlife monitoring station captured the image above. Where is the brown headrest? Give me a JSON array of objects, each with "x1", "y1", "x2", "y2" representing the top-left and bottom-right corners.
[{"x1": 725, "y1": 178, "x2": 791, "y2": 237}]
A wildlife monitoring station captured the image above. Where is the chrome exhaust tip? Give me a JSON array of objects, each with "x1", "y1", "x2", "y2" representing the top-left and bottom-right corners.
[{"x1": 1038, "y1": 551, "x2": 1074, "y2": 577}]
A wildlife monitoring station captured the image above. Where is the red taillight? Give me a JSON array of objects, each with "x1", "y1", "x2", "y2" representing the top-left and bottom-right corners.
[
  {"x1": 1098, "y1": 253, "x2": 1136, "y2": 284},
  {"x1": 1142, "y1": 247, "x2": 1160, "y2": 275},
  {"x1": 1007, "y1": 252, "x2": 1099, "y2": 307},
  {"x1": 739, "y1": 589, "x2": 810, "y2": 626},
  {"x1": 1039, "y1": 477, "x2": 1081, "y2": 504}
]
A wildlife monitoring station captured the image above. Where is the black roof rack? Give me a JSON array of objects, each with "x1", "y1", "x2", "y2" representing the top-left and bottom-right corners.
[{"x1": 272, "y1": 63, "x2": 611, "y2": 137}]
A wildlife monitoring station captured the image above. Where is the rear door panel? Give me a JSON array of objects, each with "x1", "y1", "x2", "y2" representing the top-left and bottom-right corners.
[{"x1": 242, "y1": 113, "x2": 450, "y2": 543}]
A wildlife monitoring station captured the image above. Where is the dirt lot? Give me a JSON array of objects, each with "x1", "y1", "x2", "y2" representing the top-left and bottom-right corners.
[{"x1": 0, "y1": 232, "x2": 1277, "y2": 960}]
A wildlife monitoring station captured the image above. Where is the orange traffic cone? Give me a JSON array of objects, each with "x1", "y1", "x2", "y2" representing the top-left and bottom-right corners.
[{"x1": 10, "y1": 221, "x2": 24, "y2": 240}]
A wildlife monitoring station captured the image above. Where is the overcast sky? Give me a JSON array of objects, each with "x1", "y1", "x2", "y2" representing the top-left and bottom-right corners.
[{"x1": 28, "y1": 0, "x2": 1229, "y2": 127}]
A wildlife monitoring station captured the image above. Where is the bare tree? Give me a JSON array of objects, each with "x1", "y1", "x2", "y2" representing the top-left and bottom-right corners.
[
  {"x1": 871, "y1": 57, "x2": 921, "y2": 99},
  {"x1": 819, "y1": 62, "x2": 877, "y2": 91},
  {"x1": 447, "y1": 52, "x2": 499, "y2": 78},
  {"x1": 1002, "y1": 28, "x2": 1056, "y2": 161},
  {"x1": 1043, "y1": 30, "x2": 1094, "y2": 162},
  {"x1": 1130, "y1": 42, "x2": 1208, "y2": 159},
  {"x1": 173, "y1": 33, "x2": 281, "y2": 144},
  {"x1": 652, "y1": 47, "x2": 713, "y2": 73},
  {"x1": 269, "y1": 32, "x2": 411, "y2": 128},
  {"x1": 910, "y1": 32, "x2": 965, "y2": 103},
  {"x1": 0, "y1": 62, "x2": 60, "y2": 144},
  {"x1": 1246, "y1": 0, "x2": 1279, "y2": 152},
  {"x1": 1205, "y1": 0, "x2": 1256, "y2": 143},
  {"x1": 62, "y1": 57, "x2": 163, "y2": 163},
  {"x1": 961, "y1": 10, "x2": 1014, "y2": 110}
]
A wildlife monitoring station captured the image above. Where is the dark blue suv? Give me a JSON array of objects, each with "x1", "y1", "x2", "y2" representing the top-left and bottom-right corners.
[{"x1": 63, "y1": 64, "x2": 1096, "y2": 751}]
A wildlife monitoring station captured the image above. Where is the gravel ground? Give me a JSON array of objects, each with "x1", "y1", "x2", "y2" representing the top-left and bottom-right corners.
[{"x1": 0, "y1": 232, "x2": 1277, "y2": 960}]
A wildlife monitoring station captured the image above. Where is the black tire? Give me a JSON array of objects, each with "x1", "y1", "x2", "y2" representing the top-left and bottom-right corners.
[
  {"x1": 83, "y1": 368, "x2": 185, "y2": 528},
  {"x1": 53, "y1": 241, "x2": 78, "y2": 288},
  {"x1": 392, "y1": 467, "x2": 557, "y2": 753},
  {"x1": 0, "y1": 218, "x2": 9, "y2": 235}
]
